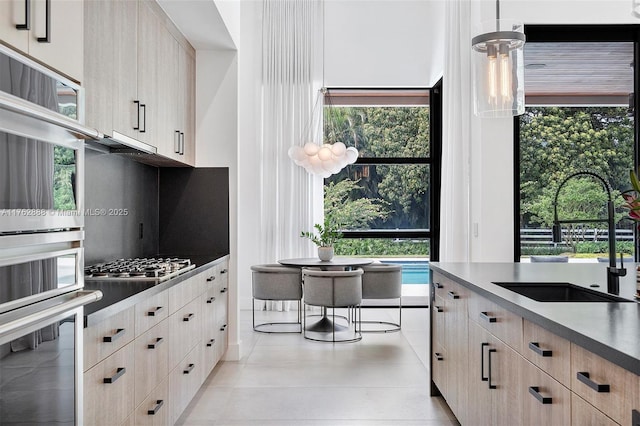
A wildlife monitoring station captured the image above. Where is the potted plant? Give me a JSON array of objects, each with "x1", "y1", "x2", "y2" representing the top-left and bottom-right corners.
[{"x1": 301, "y1": 218, "x2": 342, "y2": 261}]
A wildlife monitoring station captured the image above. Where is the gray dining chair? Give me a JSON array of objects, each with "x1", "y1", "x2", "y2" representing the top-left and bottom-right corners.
[
  {"x1": 251, "y1": 264, "x2": 303, "y2": 333},
  {"x1": 302, "y1": 268, "x2": 363, "y2": 343},
  {"x1": 360, "y1": 263, "x2": 403, "y2": 332}
]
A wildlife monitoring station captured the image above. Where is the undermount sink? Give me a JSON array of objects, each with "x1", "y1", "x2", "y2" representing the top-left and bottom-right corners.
[{"x1": 492, "y1": 282, "x2": 633, "y2": 303}]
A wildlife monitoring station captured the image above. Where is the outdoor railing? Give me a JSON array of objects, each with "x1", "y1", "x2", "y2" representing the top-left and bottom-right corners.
[{"x1": 521, "y1": 228, "x2": 634, "y2": 247}]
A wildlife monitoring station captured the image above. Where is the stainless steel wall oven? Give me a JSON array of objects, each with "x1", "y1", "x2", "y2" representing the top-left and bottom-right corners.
[{"x1": 0, "y1": 44, "x2": 102, "y2": 425}]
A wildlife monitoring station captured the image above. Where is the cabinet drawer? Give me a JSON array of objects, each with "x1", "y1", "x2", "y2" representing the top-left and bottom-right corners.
[
  {"x1": 432, "y1": 293, "x2": 445, "y2": 348},
  {"x1": 571, "y1": 343, "x2": 635, "y2": 425},
  {"x1": 169, "y1": 345, "x2": 202, "y2": 425},
  {"x1": 135, "y1": 291, "x2": 169, "y2": 337},
  {"x1": 84, "y1": 306, "x2": 135, "y2": 370},
  {"x1": 134, "y1": 320, "x2": 169, "y2": 407},
  {"x1": 523, "y1": 319, "x2": 571, "y2": 387},
  {"x1": 169, "y1": 297, "x2": 201, "y2": 369},
  {"x1": 522, "y1": 359, "x2": 571, "y2": 426},
  {"x1": 571, "y1": 393, "x2": 618, "y2": 426},
  {"x1": 134, "y1": 379, "x2": 169, "y2": 426},
  {"x1": 168, "y1": 274, "x2": 203, "y2": 315},
  {"x1": 84, "y1": 344, "x2": 135, "y2": 426},
  {"x1": 431, "y1": 272, "x2": 449, "y2": 300},
  {"x1": 468, "y1": 291, "x2": 522, "y2": 350},
  {"x1": 202, "y1": 266, "x2": 218, "y2": 290},
  {"x1": 431, "y1": 342, "x2": 447, "y2": 396},
  {"x1": 216, "y1": 317, "x2": 228, "y2": 363}
]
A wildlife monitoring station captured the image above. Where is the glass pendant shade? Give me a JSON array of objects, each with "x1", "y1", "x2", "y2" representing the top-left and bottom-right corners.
[{"x1": 472, "y1": 20, "x2": 525, "y2": 118}]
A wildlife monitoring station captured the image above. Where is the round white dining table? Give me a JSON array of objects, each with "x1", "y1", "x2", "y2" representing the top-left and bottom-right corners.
[{"x1": 277, "y1": 257, "x2": 374, "y2": 333}]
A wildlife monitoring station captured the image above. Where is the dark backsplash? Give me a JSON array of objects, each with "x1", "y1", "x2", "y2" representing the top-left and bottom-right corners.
[
  {"x1": 84, "y1": 150, "x2": 159, "y2": 264},
  {"x1": 84, "y1": 151, "x2": 229, "y2": 264}
]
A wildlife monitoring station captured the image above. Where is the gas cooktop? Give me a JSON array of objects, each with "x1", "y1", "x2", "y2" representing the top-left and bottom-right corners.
[{"x1": 84, "y1": 257, "x2": 195, "y2": 282}]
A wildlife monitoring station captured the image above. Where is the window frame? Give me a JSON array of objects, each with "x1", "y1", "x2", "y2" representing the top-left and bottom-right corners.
[
  {"x1": 513, "y1": 25, "x2": 640, "y2": 262},
  {"x1": 324, "y1": 82, "x2": 443, "y2": 261}
]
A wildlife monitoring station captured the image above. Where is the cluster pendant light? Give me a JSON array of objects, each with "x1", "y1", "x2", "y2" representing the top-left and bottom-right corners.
[
  {"x1": 288, "y1": 88, "x2": 358, "y2": 177},
  {"x1": 471, "y1": 0, "x2": 525, "y2": 118}
]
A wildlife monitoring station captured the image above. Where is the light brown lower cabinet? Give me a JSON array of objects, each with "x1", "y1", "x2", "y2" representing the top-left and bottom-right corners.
[
  {"x1": 135, "y1": 379, "x2": 170, "y2": 426},
  {"x1": 571, "y1": 393, "x2": 618, "y2": 426},
  {"x1": 169, "y1": 345, "x2": 202, "y2": 424},
  {"x1": 521, "y1": 358, "x2": 571, "y2": 426},
  {"x1": 135, "y1": 320, "x2": 169, "y2": 407}
]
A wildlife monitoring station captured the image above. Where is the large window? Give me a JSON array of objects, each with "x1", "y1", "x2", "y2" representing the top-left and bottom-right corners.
[
  {"x1": 323, "y1": 86, "x2": 442, "y2": 265},
  {"x1": 515, "y1": 26, "x2": 639, "y2": 262}
]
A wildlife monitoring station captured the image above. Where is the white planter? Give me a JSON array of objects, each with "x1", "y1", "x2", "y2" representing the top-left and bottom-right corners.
[{"x1": 317, "y1": 246, "x2": 334, "y2": 261}]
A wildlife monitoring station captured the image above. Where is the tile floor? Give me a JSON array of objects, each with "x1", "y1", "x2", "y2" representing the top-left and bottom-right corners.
[{"x1": 177, "y1": 306, "x2": 458, "y2": 426}]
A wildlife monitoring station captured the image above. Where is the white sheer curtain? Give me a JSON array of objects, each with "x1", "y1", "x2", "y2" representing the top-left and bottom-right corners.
[
  {"x1": 260, "y1": 0, "x2": 323, "y2": 310},
  {"x1": 440, "y1": 0, "x2": 473, "y2": 262}
]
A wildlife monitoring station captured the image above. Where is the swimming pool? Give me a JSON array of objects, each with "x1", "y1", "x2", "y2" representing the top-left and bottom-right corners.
[{"x1": 382, "y1": 260, "x2": 429, "y2": 285}]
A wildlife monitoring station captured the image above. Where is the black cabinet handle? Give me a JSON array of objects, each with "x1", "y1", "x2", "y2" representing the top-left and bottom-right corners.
[
  {"x1": 207, "y1": 276, "x2": 215, "y2": 282},
  {"x1": 220, "y1": 324, "x2": 227, "y2": 331},
  {"x1": 434, "y1": 306, "x2": 443, "y2": 313},
  {"x1": 447, "y1": 291, "x2": 459, "y2": 299},
  {"x1": 183, "y1": 363, "x2": 195, "y2": 374},
  {"x1": 529, "y1": 342, "x2": 552, "y2": 357},
  {"x1": 207, "y1": 338, "x2": 215, "y2": 347},
  {"x1": 183, "y1": 313, "x2": 195, "y2": 322},
  {"x1": 174, "y1": 130, "x2": 180, "y2": 153},
  {"x1": 434, "y1": 282, "x2": 443, "y2": 288},
  {"x1": 529, "y1": 386, "x2": 552, "y2": 404},
  {"x1": 147, "y1": 337, "x2": 164, "y2": 349},
  {"x1": 16, "y1": 0, "x2": 30, "y2": 30},
  {"x1": 220, "y1": 287, "x2": 228, "y2": 293},
  {"x1": 481, "y1": 342, "x2": 489, "y2": 382},
  {"x1": 140, "y1": 104, "x2": 146, "y2": 132},
  {"x1": 36, "y1": 0, "x2": 50, "y2": 43},
  {"x1": 103, "y1": 328, "x2": 125, "y2": 342},
  {"x1": 134, "y1": 100, "x2": 141, "y2": 130},
  {"x1": 632, "y1": 409, "x2": 639, "y2": 426},
  {"x1": 207, "y1": 297, "x2": 216, "y2": 304},
  {"x1": 180, "y1": 132, "x2": 185, "y2": 155},
  {"x1": 103, "y1": 367, "x2": 126, "y2": 384},
  {"x1": 147, "y1": 400, "x2": 164, "y2": 415},
  {"x1": 488, "y1": 348, "x2": 496, "y2": 389},
  {"x1": 221, "y1": 269, "x2": 228, "y2": 274},
  {"x1": 480, "y1": 311, "x2": 497, "y2": 323},
  {"x1": 577, "y1": 372, "x2": 610, "y2": 393},
  {"x1": 147, "y1": 306, "x2": 164, "y2": 317},
  {"x1": 434, "y1": 352, "x2": 444, "y2": 361}
]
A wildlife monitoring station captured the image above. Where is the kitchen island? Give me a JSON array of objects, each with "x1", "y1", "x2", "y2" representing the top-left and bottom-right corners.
[{"x1": 430, "y1": 262, "x2": 639, "y2": 426}]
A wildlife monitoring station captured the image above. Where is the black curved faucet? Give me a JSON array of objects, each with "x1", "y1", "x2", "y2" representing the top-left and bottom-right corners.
[{"x1": 551, "y1": 170, "x2": 626, "y2": 295}]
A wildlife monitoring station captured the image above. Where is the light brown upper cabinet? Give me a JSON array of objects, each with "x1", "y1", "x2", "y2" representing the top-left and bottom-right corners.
[{"x1": 0, "y1": 0, "x2": 83, "y2": 82}]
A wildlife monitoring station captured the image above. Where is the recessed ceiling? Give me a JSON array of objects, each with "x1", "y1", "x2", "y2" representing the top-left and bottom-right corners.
[{"x1": 524, "y1": 42, "x2": 634, "y2": 105}]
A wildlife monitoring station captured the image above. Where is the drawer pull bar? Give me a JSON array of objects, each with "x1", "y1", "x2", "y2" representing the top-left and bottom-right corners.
[
  {"x1": 147, "y1": 337, "x2": 164, "y2": 349},
  {"x1": 207, "y1": 276, "x2": 216, "y2": 282},
  {"x1": 220, "y1": 324, "x2": 227, "y2": 331},
  {"x1": 148, "y1": 400, "x2": 164, "y2": 415},
  {"x1": 447, "y1": 291, "x2": 459, "y2": 299},
  {"x1": 183, "y1": 313, "x2": 195, "y2": 322},
  {"x1": 434, "y1": 282, "x2": 443, "y2": 289},
  {"x1": 16, "y1": 0, "x2": 30, "y2": 30},
  {"x1": 220, "y1": 287, "x2": 228, "y2": 293},
  {"x1": 207, "y1": 297, "x2": 216, "y2": 304},
  {"x1": 221, "y1": 269, "x2": 228, "y2": 274},
  {"x1": 183, "y1": 363, "x2": 195, "y2": 374},
  {"x1": 480, "y1": 342, "x2": 489, "y2": 382},
  {"x1": 103, "y1": 328, "x2": 125, "y2": 342},
  {"x1": 434, "y1": 352, "x2": 444, "y2": 361},
  {"x1": 134, "y1": 100, "x2": 141, "y2": 130},
  {"x1": 103, "y1": 367, "x2": 126, "y2": 384},
  {"x1": 577, "y1": 372, "x2": 610, "y2": 393},
  {"x1": 480, "y1": 312, "x2": 497, "y2": 323},
  {"x1": 434, "y1": 306, "x2": 443, "y2": 313},
  {"x1": 207, "y1": 338, "x2": 216, "y2": 347},
  {"x1": 528, "y1": 342, "x2": 552, "y2": 357},
  {"x1": 487, "y1": 348, "x2": 496, "y2": 389},
  {"x1": 36, "y1": 0, "x2": 51, "y2": 43},
  {"x1": 529, "y1": 386, "x2": 552, "y2": 404},
  {"x1": 147, "y1": 306, "x2": 164, "y2": 317}
]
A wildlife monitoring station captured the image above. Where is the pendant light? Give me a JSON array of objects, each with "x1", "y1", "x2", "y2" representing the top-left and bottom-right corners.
[{"x1": 471, "y1": 0, "x2": 525, "y2": 118}]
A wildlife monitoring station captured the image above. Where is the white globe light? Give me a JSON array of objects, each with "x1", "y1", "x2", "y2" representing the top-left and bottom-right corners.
[
  {"x1": 304, "y1": 142, "x2": 319, "y2": 155},
  {"x1": 330, "y1": 163, "x2": 343, "y2": 174},
  {"x1": 312, "y1": 163, "x2": 325, "y2": 175},
  {"x1": 345, "y1": 147, "x2": 358, "y2": 164},
  {"x1": 309, "y1": 154, "x2": 322, "y2": 166},
  {"x1": 288, "y1": 146, "x2": 297, "y2": 159},
  {"x1": 294, "y1": 148, "x2": 306, "y2": 162},
  {"x1": 318, "y1": 147, "x2": 332, "y2": 161},
  {"x1": 331, "y1": 142, "x2": 346, "y2": 156},
  {"x1": 321, "y1": 159, "x2": 334, "y2": 171}
]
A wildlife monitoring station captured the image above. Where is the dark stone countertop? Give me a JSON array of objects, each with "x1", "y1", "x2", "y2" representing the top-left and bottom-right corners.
[
  {"x1": 83, "y1": 254, "x2": 229, "y2": 327},
  {"x1": 429, "y1": 262, "x2": 640, "y2": 375}
]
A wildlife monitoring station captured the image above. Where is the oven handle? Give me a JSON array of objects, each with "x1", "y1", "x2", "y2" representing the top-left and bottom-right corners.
[{"x1": 0, "y1": 290, "x2": 102, "y2": 345}]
